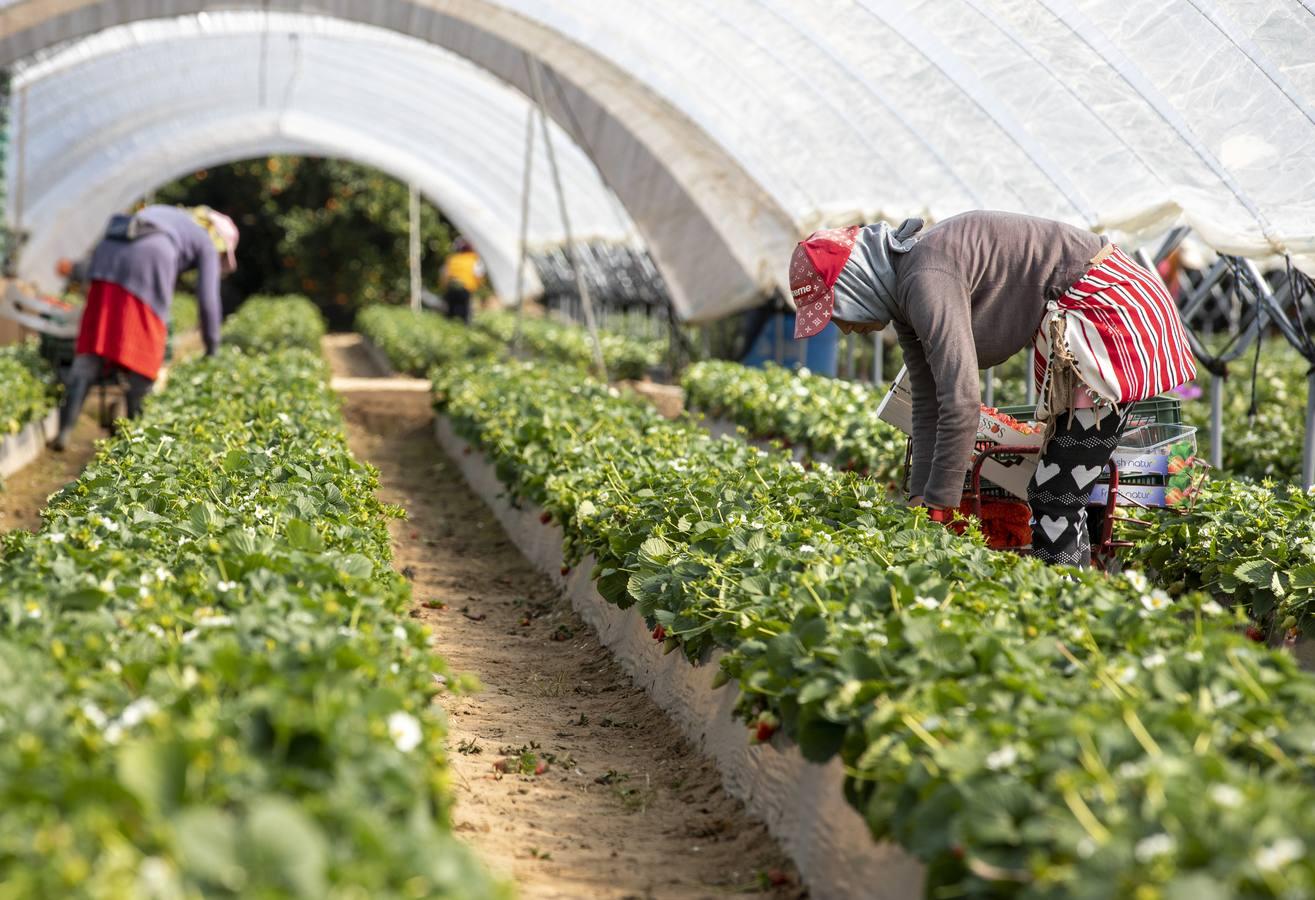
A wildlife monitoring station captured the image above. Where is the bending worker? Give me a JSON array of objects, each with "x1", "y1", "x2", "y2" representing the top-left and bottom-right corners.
[
  {"x1": 438, "y1": 237, "x2": 485, "y2": 323},
  {"x1": 790, "y1": 211, "x2": 1196, "y2": 567},
  {"x1": 51, "y1": 205, "x2": 238, "y2": 450}
]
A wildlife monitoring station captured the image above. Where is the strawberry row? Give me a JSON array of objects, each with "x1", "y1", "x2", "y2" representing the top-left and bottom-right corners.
[
  {"x1": 0, "y1": 339, "x2": 59, "y2": 437},
  {"x1": 435, "y1": 358, "x2": 1315, "y2": 898},
  {"x1": 474, "y1": 309, "x2": 663, "y2": 380},
  {"x1": 221, "y1": 294, "x2": 326, "y2": 354},
  {"x1": 355, "y1": 305, "x2": 499, "y2": 376},
  {"x1": 0, "y1": 349, "x2": 505, "y2": 897},
  {"x1": 682, "y1": 360, "x2": 1315, "y2": 637},
  {"x1": 682, "y1": 360, "x2": 907, "y2": 489}
]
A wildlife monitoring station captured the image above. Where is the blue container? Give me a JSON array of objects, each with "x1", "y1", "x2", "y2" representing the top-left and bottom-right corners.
[{"x1": 742, "y1": 312, "x2": 839, "y2": 376}]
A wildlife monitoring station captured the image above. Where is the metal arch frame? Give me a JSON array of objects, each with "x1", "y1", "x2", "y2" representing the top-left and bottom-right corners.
[
  {"x1": 13, "y1": 108, "x2": 547, "y2": 302},
  {"x1": 0, "y1": 0, "x2": 798, "y2": 323},
  {"x1": 1135, "y1": 232, "x2": 1315, "y2": 488},
  {"x1": 14, "y1": 18, "x2": 620, "y2": 234}
]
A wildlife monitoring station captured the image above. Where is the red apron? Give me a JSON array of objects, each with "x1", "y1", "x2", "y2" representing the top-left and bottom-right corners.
[{"x1": 75, "y1": 280, "x2": 168, "y2": 380}]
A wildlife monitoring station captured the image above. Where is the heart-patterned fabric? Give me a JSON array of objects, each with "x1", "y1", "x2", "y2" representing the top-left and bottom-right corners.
[{"x1": 1027, "y1": 405, "x2": 1131, "y2": 568}]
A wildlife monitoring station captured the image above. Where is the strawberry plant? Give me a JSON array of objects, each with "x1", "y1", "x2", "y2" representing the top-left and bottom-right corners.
[
  {"x1": 436, "y1": 358, "x2": 1315, "y2": 897},
  {"x1": 682, "y1": 360, "x2": 907, "y2": 489},
  {"x1": 356, "y1": 306, "x2": 499, "y2": 375},
  {"x1": 0, "y1": 348, "x2": 505, "y2": 897},
  {"x1": 1128, "y1": 479, "x2": 1315, "y2": 635},
  {"x1": 0, "y1": 340, "x2": 58, "y2": 436},
  {"x1": 222, "y1": 295, "x2": 326, "y2": 353},
  {"x1": 475, "y1": 309, "x2": 663, "y2": 380},
  {"x1": 1181, "y1": 345, "x2": 1310, "y2": 483}
]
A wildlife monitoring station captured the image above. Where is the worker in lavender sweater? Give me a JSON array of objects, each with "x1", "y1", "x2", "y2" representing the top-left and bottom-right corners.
[
  {"x1": 789, "y1": 211, "x2": 1195, "y2": 567},
  {"x1": 51, "y1": 205, "x2": 238, "y2": 450}
]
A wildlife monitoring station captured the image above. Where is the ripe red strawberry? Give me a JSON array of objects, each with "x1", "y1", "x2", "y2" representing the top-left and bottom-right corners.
[
  {"x1": 754, "y1": 719, "x2": 777, "y2": 742},
  {"x1": 951, "y1": 845, "x2": 965, "y2": 860},
  {"x1": 652, "y1": 625, "x2": 666, "y2": 642},
  {"x1": 560, "y1": 565, "x2": 571, "y2": 577},
  {"x1": 1246, "y1": 625, "x2": 1265, "y2": 643},
  {"x1": 766, "y1": 869, "x2": 789, "y2": 886},
  {"x1": 463, "y1": 447, "x2": 472, "y2": 456},
  {"x1": 534, "y1": 760, "x2": 548, "y2": 776},
  {"x1": 539, "y1": 511, "x2": 552, "y2": 524}
]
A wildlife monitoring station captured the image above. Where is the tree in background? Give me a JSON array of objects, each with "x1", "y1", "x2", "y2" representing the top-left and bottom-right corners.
[{"x1": 156, "y1": 157, "x2": 455, "y2": 328}]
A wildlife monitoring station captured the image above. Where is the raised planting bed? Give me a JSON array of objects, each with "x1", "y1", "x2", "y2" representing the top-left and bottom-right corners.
[
  {"x1": 0, "y1": 339, "x2": 61, "y2": 479},
  {"x1": 0, "y1": 409, "x2": 58, "y2": 478},
  {"x1": 0, "y1": 347, "x2": 505, "y2": 897},
  {"x1": 221, "y1": 294, "x2": 326, "y2": 354},
  {"x1": 682, "y1": 360, "x2": 907, "y2": 490},
  {"x1": 435, "y1": 414, "x2": 922, "y2": 899},
  {"x1": 354, "y1": 306, "x2": 500, "y2": 377},
  {"x1": 432, "y1": 358, "x2": 1315, "y2": 898},
  {"x1": 475, "y1": 309, "x2": 664, "y2": 380},
  {"x1": 684, "y1": 359, "x2": 1315, "y2": 645}
]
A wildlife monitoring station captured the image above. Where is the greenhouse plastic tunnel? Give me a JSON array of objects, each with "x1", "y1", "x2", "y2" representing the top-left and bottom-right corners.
[{"x1": 3, "y1": 0, "x2": 1315, "y2": 483}]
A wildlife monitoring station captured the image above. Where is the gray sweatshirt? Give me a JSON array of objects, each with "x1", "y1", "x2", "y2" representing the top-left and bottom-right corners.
[
  {"x1": 890, "y1": 211, "x2": 1104, "y2": 508},
  {"x1": 85, "y1": 205, "x2": 223, "y2": 354}
]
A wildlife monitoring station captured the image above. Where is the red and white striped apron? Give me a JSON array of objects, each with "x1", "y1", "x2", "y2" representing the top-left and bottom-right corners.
[{"x1": 1032, "y1": 246, "x2": 1196, "y2": 421}]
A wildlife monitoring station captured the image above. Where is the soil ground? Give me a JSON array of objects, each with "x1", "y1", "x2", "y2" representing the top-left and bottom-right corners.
[{"x1": 326, "y1": 334, "x2": 802, "y2": 900}]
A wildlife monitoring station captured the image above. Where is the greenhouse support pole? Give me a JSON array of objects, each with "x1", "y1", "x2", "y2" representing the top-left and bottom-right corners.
[
  {"x1": 871, "y1": 333, "x2": 883, "y2": 384},
  {"x1": 511, "y1": 102, "x2": 537, "y2": 354},
  {"x1": 1305, "y1": 371, "x2": 1315, "y2": 490},
  {"x1": 844, "y1": 332, "x2": 855, "y2": 380},
  {"x1": 983, "y1": 367, "x2": 995, "y2": 407},
  {"x1": 1210, "y1": 372, "x2": 1225, "y2": 468},
  {"x1": 1026, "y1": 371, "x2": 1037, "y2": 406},
  {"x1": 408, "y1": 184, "x2": 421, "y2": 313},
  {"x1": 528, "y1": 57, "x2": 607, "y2": 380},
  {"x1": 11, "y1": 84, "x2": 26, "y2": 256}
]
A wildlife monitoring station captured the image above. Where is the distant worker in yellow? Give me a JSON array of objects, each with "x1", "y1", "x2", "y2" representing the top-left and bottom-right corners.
[{"x1": 438, "y1": 237, "x2": 485, "y2": 323}]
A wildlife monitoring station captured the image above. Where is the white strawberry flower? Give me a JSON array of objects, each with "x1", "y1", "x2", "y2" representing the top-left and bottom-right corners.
[
  {"x1": 1141, "y1": 653, "x2": 1167, "y2": 669},
  {"x1": 388, "y1": 711, "x2": 423, "y2": 753},
  {"x1": 48, "y1": 532, "x2": 66, "y2": 544},
  {"x1": 1140, "y1": 593, "x2": 1171, "y2": 612},
  {"x1": 81, "y1": 702, "x2": 108, "y2": 729},
  {"x1": 1255, "y1": 838, "x2": 1304, "y2": 873},
  {"x1": 985, "y1": 745, "x2": 1018, "y2": 771},
  {"x1": 1209, "y1": 784, "x2": 1243, "y2": 808},
  {"x1": 1134, "y1": 833, "x2": 1176, "y2": 863},
  {"x1": 120, "y1": 697, "x2": 158, "y2": 728},
  {"x1": 914, "y1": 596, "x2": 939, "y2": 610},
  {"x1": 1214, "y1": 689, "x2": 1242, "y2": 708}
]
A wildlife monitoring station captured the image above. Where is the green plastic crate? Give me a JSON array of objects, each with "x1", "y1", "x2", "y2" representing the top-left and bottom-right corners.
[{"x1": 999, "y1": 394, "x2": 1181, "y2": 430}]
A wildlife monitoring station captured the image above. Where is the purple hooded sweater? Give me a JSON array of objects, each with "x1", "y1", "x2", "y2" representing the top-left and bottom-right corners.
[{"x1": 85, "y1": 205, "x2": 223, "y2": 354}]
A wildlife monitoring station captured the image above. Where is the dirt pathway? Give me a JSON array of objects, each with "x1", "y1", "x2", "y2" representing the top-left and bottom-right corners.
[{"x1": 327, "y1": 334, "x2": 801, "y2": 900}]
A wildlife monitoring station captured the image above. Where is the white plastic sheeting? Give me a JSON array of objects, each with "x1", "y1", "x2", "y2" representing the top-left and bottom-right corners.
[
  {"x1": 9, "y1": 13, "x2": 638, "y2": 299},
  {"x1": 2, "y1": 1, "x2": 1314, "y2": 321}
]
